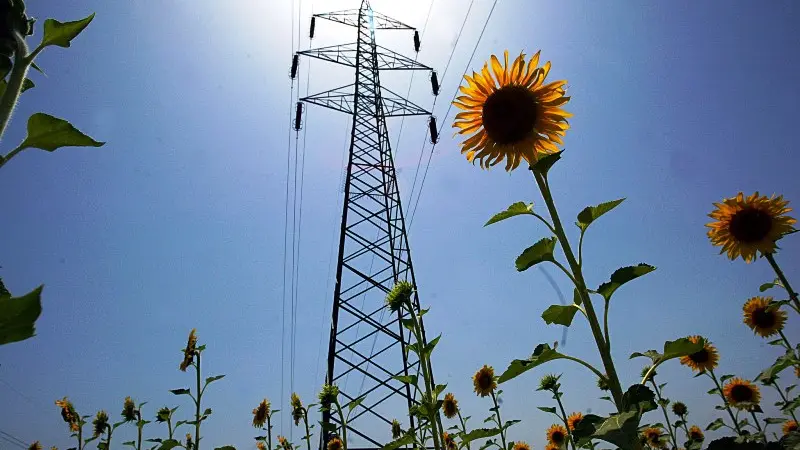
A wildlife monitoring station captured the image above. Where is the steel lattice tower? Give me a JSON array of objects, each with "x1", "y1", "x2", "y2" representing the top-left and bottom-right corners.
[{"x1": 294, "y1": 1, "x2": 436, "y2": 449}]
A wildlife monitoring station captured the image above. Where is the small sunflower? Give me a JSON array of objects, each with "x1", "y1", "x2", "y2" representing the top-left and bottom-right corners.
[
  {"x1": 291, "y1": 392, "x2": 304, "y2": 426},
  {"x1": 671, "y1": 401, "x2": 687, "y2": 417},
  {"x1": 707, "y1": 192, "x2": 796, "y2": 263},
  {"x1": 453, "y1": 50, "x2": 571, "y2": 171},
  {"x1": 679, "y1": 336, "x2": 719, "y2": 373},
  {"x1": 642, "y1": 427, "x2": 664, "y2": 448},
  {"x1": 566, "y1": 412, "x2": 583, "y2": 431},
  {"x1": 472, "y1": 365, "x2": 497, "y2": 397},
  {"x1": 92, "y1": 410, "x2": 109, "y2": 437},
  {"x1": 688, "y1": 425, "x2": 704, "y2": 442},
  {"x1": 318, "y1": 384, "x2": 340, "y2": 408},
  {"x1": 783, "y1": 420, "x2": 798, "y2": 436},
  {"x1": 538, "y1": 374, "x2": 560, "y2": 392},
  {"x1": 546, "y1": 424, "x2": 568, "y2": 446},
  {"x1": 391, "y1": 419, "x2": 402, "y2": 439},
  {"x1": 156, "y1": 406, "x2": 171, "y2": 423},
  {"x1": 442, "y1": 393, "x2": 459, "y2": 419},
  {"x1": 640, "y1": 365, "x2": 656, "y2": 382},
  {"x1": 122, "y1": 396, "x2": 137, "y2": 422},
  {"x1": 386, "y1": 281, "x2": 414, "y2": 312},
  {"x1": 257, "y1": 442, "x2": 268, "y2": 450},
  {"x1": 443, "y1": 432, "x2": 458, "y2": 450},
  {"x1": 186, "y1": 433, "x2": 194, "y2": 450},
  {"x1": 28, "y1": 442, "x2": 42, "y2": 450},
  {"x1": 51, "y1": 447, "x2": 58, "y2": 450},
  {"x1": 513, "y1": 442, "x2": 530, "y2": 450},
  {"x1": 278, "y1": 436, "x2": 292, "y2": 450},
  {"x1": 326, "y1": 437, "x2": 343, "y2": 450},
  {"x1": 723, "y1": 378, "x2": 761, "y2": 410},
  {"x1": 544, "y1": 445, "x2": 559, "y2": 450},
  {"x1": 55, "y1": 397, "x2": 78, "y2": 427},
  {"x1": 596, "y1": 376, "x2": 610, "y2": 391},
  {"x1": 742, "y1": 296, "x2": 787, "y2": 338},
  {"x1": 252, "y1": 398, "x2": 271, "y2": 428},
  {"x1": 180, "y1": 328, "x2": 198, "y2": 371}
]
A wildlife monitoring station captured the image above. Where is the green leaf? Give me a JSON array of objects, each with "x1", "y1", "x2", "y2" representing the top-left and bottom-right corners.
[
  {"x1": 347, "y1": 395, "x2": 366, "y2": 412},
  {"x1": 0, "y1": 284, "x2": 43, "y2": 345},
  {"x1": 782, "y1": 395, "x2": 800, "y2": 413},
  {"x1": 169, "y1": 388, "x2": 191, "y2": 396},
  {"x1": 674, "y1": 420, "x2": 685, "y2": 428},
  {"x1": 15, "y1": 113, "x2": 105, "y2": 153},
  {"x1": 98, "y1": 443, "x2": 108, "y2": 450},
  {"x1": 146, "y1": 439, "x2": 163, "y2": 444},
  {"x1": 621, "y1": 384, "x2": 657, "y2": 413},
  {"x1": 30, "y1": 61, "x2": 45, "y2": 75},
  {"x1": 719, "y1": 374, "x2": 734, "y2": 383},
  {"x1": 202, "y1": 407, "x2": 212, "y2": 416},
  {"x1": 461, "y1": 428, "x2": 501, "y2": 444},
  {"x1": 197, "y1": 344, "x2": 206, "y2": 352},
  {"x1": 765, "y1": 417, "x2": 786, "y2": 424},
  {"x1": 123, "y1": 442, "x2": 136, "y2": 447},
  {"x1": 530, "y1": 150, "x2": 563, "y2": 175},
  {"x1": 572, "y1": 287, "x2": 582, "y2": 306},
  {"x1": 40, "y1": 14, "x2": 96, "y2": 48},
  {"x1": 498, "y1": 343, "x2": 566, "y2": 383},
  {"x1": 661, "y1": 337, "x2": 705, "y2": 360},
  {"x1": 423, "y1": 334, "x2": 441, "y2": 356},
  {"x1": 596, "y1": 264, "x2": 656, "y2": 301},
  {"x1": 576, "y1": 199, "x2": 625, "y2": 232},
  {"x1": 381, "y1": 433, "x2": 414, "y2": 450},
  {"x1": 485, "y1": 202, "x2": 534, "y2": 226},
  {"x1": 393, "y1": 374, "x2": 418, "y2": 386},
  {"x1": 22, "y1": 78, "x2": 35, "y2": 93},
  {"x1": 477, "y1": 439, "x2": 496, "y2": 450},
  {"x1": 787, "y1": 385, "x2": 797, "y2": 394},
  {"x1": 629, "y1": 350, "x2": 660, "y2": 361},
  {"x1": 205, "y1": 374, "x2": 225, "y2": 385},
  {"x1": 589, "y1": 411, "x2": 641, "y2": 449},
  {"x1": 707, "y1": 388, "x2": 719, "y2": 395},
  {"x1": 705, "y1": 418, "x2": 725, "y2": 431},
  {"x1": 755, "y1": 351, "x2": 796, "y2": 383},
  {"x1": 434, "y1": 384, "x2": 447, "y2": 397},
  {"x1": 515, "y1": 237, "x2": 557, "y2": 272},
  {"x1": 541, "y1": 304, "x2": 580, "y2": 326},
  {"x1": 537, "y1": 406, "x2": 557, "y2": 414},
  {"x1": 214, "y1": 447, "x2": 236, "y2": 450},
  {"x1": 319, "y1": 421, "x2": 338, "y2": 433},
  {"x1": 760, "y1": 280, "x2": 779, "y2": 292}
]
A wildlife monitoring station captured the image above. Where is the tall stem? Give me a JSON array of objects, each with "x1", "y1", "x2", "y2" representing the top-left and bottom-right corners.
[
  {"x1": 533, "y1": 171, "x2": 624, "y2": 408},
  {"x1": 765, "y1": 253, "x2": 800, "y2": 312},
  {"x1": 408, "y1": 304, "x2": 444, "y2": 450},
  {"x1": 167, "y1": 415, "x2": 173, "y2": 440},
  {"x1": 772, "y1": 380, "x2": 798, "y2": 422},
  {"x1": 0, "y1": 32, "x2": 29, "y2": 144},
  {"x1": 708, "y1": 371, "x2": 743, "y2": 435},
  {"x1": 553, "y1": 391, "x2": 576, "y2": 450},
  {"x1": 649, "y1": 380, "x2": 677, "y2": 450},
  {"x1": 267, "y1": 416, "x2": 274, "y2": 450},
  {"x1": 137, "y1": 411, "x2": 143, "y2": 450},
  {"x1": 334, "y1": 400, "x2": 348, "y2": 450},
  {"x1": 195, "y1": 354, "x2": 202, "y2": 450},
  {"x1": 303, "y1": 411, "x2": 312, "y2": 450},
  {"x1": 457, "y1": 411, "x2": 471, "y2": 450},
  {"x1": 77, "y1": 423, "x2": 83, "y2": 450},
  {"x1": 490, "y1": 392, "x2": 507, "y2": 450},
  {"x1": 749, "y1": 410, "x2": 764, "y2": 438},
  {"x1": 106, "y1": 425, "x2": 114, "y2": 450}
]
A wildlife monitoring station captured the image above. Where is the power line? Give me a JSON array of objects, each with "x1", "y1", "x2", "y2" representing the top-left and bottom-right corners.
[{"x1": 0, "y1": 430, "x2": 28, "y2": 450}]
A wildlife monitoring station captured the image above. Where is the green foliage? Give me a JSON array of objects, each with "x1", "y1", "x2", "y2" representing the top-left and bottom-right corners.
[
  {"x1": 620, "y1": 384, "x2": 657, "y2": 414},
  {"x1": 13, "y1": 113, "x2": 104, "y2": 153},
  {"x1": 529, "y1": 150, "x2": 563, "y2": 175},
  {"x1": 596, "y1": 264, "x2": 656, "y2": 301},
  {"x1": 169, "y1": 389, "x2": 191, "y2": 396},
  {"x1": 40, "y1": 14, "x2": 95, "y2": 48},
  {"x1": 380, "y1": 433, "x2": 414, "y2": 450},
  {"x1": 205, "y1": 375, "x2": 225, "y2": 385},
  {"x1": 572, "y1": 412, "x2": 638, "y2": 449},
  {"x1": 576, "y1": 199, "x2": 625, "y2": 232},
  {"x1": 515, "y1": 237, "x2": 557, "y2": 271},
  {"x1": 214, "y1": 446, "x2": 236, "y2": 450},
  {"x1": 484, "y1": 202, "x2": 534, "y2": 226},
  {"x1": 498, "y1": 343, "x2": 566, "y2": 383},
  {"x1": 755, "y1": 350, "x2": 797, "y2": 383},
  {"x1": 705, "y1": 418, "x2": 725, "y2": 431},
  {"x1": 0, "y1": 279, "x2": 43, "y2": 345},
  {"x1": 460, "y1": 428, "x2": 501, "y2": 445},
  {"x1": 541, "y1": 304, "x2": 580, "y2": 326},
  {"x1": 630, "y1": 337, "x2": 705, "y2": 377}
]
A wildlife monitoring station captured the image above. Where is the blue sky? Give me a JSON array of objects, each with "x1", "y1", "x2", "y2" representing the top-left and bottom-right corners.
[{"x1": 1, "y1": 0, "x2": 799, "y2": 449}]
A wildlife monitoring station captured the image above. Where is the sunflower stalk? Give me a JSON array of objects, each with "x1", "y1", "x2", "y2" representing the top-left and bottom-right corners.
[
  {"x1": 407, "y1": 306, "x2": 445, "y2": 450},
  {"x1": 551, "y1": 390, "x2": 576, "y2": 450},
  {"x1": 267, "y1": 414, "x2": 273, "y2": 450},
  {"x1": 648, "y1": 379, "x2": 677, "y2": 450},
  {"x1": 764, "y1": 253, "x2": 800, "y2": 313},
  {"x1": 456, "y1": 411, "x2": 471, "y2": 450},
  {"x1": 0, "y1": 31, "x2": 29, "y2": 145},
  {"x1": 771, "y1": 380, "x2": 798, "y2": 422},
  {"x1": 749, "y1": 410, "x2": 765, "y2": 439},
  {"x1": 194, "y1": 354, "x2": 202, "y2": 450},
  {"x1": 707, "y1": 370, "x2": 744, "y2": 436},
  {"x1": 332, "y1": 399, "x2": 348, "y2": 450},
  {"x1": 489, "y1": 392, "x2": 507, "y2": 450}
]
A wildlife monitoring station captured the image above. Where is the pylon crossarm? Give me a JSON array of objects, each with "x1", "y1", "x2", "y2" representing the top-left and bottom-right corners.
[
  {"x1": 314, "y1": 9, "x2": 413, "y2": 30},
  {"x1": 300, "y1": 44, "x2": 430, "y2": 71}
]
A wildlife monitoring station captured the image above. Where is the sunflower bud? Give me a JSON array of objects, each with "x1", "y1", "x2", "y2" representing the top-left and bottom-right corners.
[
  {"x1": 252, "y1": 398, "x2": 271, "y2": 428},
  {"x1": 0, "y1": 0, "x2": 35, "y2": 60},
  {"x1": 291, "y1": 392, "x2": 304, "y2": 426},
  {"x1": 385, "y1": 281, "x2": 414, "y2": 312},
  {"x1": 537, "y1": 374, "x2": 560, "y2": 392},
  {"x1": 391, "y1": 419, "x2": 402, "y2": 439},
  {"x1": 185, "y1": 433, "x2": 193, "y2": 450},
  {"x1": 156, "y1": 406, "x2": 171, "y2": 423},
  {"x1": 326, "y1": 437, "x2": 342, "y2": 450},
  {"x1": 27, "y1": 442, "x2": 42, "y2": 450},
  {"x1": 596, "y1": 375, "x2": 610, "y2": 391},
  {"x1": 671, "y1": 401, "x2": 688, "y2": 417},
  {"x1": 318, "y1": 384, "x2": 339, "y2": 410},
  {"x1": 640, "y1": 366, "x2": 656, "y2": 382},
  {"x1": 92, "y1": 410, "x2": 109, "y2": 437},
  {"x1": 180, "y1": 328, "x2": 198, "y2": 371},
  {"x1": 122, "y1": 396, "x2": 137, "y2": 422}
]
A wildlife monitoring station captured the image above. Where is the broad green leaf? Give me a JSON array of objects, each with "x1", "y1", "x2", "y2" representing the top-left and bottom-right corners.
[
  {"x1": 22, "y1": 78, "x2": 34, "y2": 93},
  {"x1": 423, "y1": 334, "x2": 441, "y2": 356},
  {"x1": 15, "y1": 113, "x2": 105, "y2": 153},
  {"x1": 530, "y1": 150, "x2": 563, "y2": 175},
  {"x1": 485, "y1": 202, "x2": 534, "y2": 227},
  {"x1": 719, "y1": 374, "x2": 734, "y2": 383},
  {"x1": 461, "y1": 428, "x2": 501, "y2": 444},
  {"x1": 381, "y1": 433, "x2": 414, "y2": 450},
  {"x1": 589, "y1": 411, "x2": 641, "y2": 449},
  {"x1": 537, "y1": 406, "x2": 557, "y2": 414},
  {"x1": 515, "y1": 237, "x2": 557, "y2": 272},
  {"x1": 477, "y1": 439, "x2": 496, "y2": 450},
  {"x1": 707, "y1": 388, "x2": 719, "y2": 395},
  {"x1": 146, "y1": 439, "x2": 163, "y2": 444},
  {"x1": 41, "y1": 14, "x2": 96, "y2": 48},
  {"x1": 214, "y1": 447, "x2": 237, "y2": 450},
  {"x1": 401, "y1": 318, "x2": 414, "y2": 331},
  {"x1": 596, "y1": 264, "x2": 656, "y2": 301},
  {"x1": 0, "y1": 284, "x2": 43, "y2": 345},
  {"x1": 760, "y1": 280, "x2": 780, "y2": 292},
  {"x1": 169, "y1": 388, "x2": 191, "y2": 396},
  {"x1": 498, "y1": 343, "x2": 566, "y2": 383},
  {"x1": 674, "y1": 420, "x2": 685, "y2": 428},
  {"x1": 787, "y1": 385, "x2": 797, "y2": 394},
  {"x1": 571, "y1": 414, "x2": 606, "y2": 446},
  {"x1": 123, "y1": 441, "x2": 136, "y2": 447},
  {"x1": 205, "y1": 374, "x2": 225, "y2": 385},
  {"x1": 434, "y1": 384, "x2": 447, "y2": 397},
  {"x1": 393, "y1": 375, "x2": 418, "y2": 386},
  {"x1": 577, "y1": 199, "x2": 625, "y2": 232},
  {"x1": 782, "y1": 395, "x2": 800, "y2": 413},
  {"x1": 502, "y1": 419, "x2": 520, "y2": 430},
  {"x1": 705, "y1": 418, "x2": 725, "y2": 431},
  {"x1": 662, "y1": 337, "x2": 705, "y2": 361},
  {"x1": 541, "y1": 304, "x2": 580, "y2": 326},
  {"x1": 765, "y1": 417, "x2": 786, "y2": 424},
  {"x1": 755, "y1": 351, "x2": 796, "y2": 383},
  {"x1": 347, "y1": 395, "x2": 366, "y2": 412},
  {"x1": 629, "y1": 350, "x2": 661, "y2": 361},
  {"x1": 621, "y1": 384, "x2": 657, "y2": 413}
]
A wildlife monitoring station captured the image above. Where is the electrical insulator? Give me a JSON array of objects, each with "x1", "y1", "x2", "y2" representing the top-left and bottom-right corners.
[
  {"x1": 428, "y1": 116, "x2": 439, "y2": 144},
  {"x1": 413, "y1": 30, "x2": 420, "y2": 53},
  {"x1": 430, "y1": 71, "x2": 440, "y2": 96},
  {"x1": 294, "y1": 102, "x2": 304, "y2": 131},
  {"x1": 309, "y1": 17, "x2": 316, "y2": 39},
  {"x1": 290, "y1": 54, "x2": 299, "y2": 79}
]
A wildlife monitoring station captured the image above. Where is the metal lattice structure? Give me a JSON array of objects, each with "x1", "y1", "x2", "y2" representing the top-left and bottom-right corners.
[{"x1": 295, "y1": 1, "x2": 435, "y2": 449}]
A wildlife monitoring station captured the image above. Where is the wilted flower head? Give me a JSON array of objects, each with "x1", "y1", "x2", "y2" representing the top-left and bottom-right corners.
[
  {"x1": 180, "y1": 328, "x2": 198, "y2": 371},
  {"x1": 156, "y1": 406, "x2": 171, "y2": 423},
  {"x1": 55, "y1": 397, "x2": 79, "y2": 429},
  {"x1": 326, "y1": 437, "x2": 342, "y2": 450},
  {"x1": 386, "y1": 281, "x2": 414, "y2": 313},
  {"x1": 671, "y1": 401, "x2": 688, "y2": 417},
  {"x1": 391, "y1": 419, "x2": 402, "y2": 439},
  {"x1": 92, "y1": 410, "x2": 109, "y2": 437},
  {"x1": 538, "y1": 373, "x2": 560, "y2": 391},
  {"x1": 257, "y1": 442, "x2": 268, "y2": 450},
  {"x1": 783, "y1": 420, "x2": 798, "y2": 436},
  {"x1": 688, "y1": 425, "x2": 704, "y2": 442},
  {"x1": 278, "y1": 436, "x2": 293, "y2": 450},
  {"x1": 318, "y1": 384, "x2": 340, "y2": 409},
  {"x1": 442, "y1": 393, "x2": 459, "y2": 419},
  {"x1": 442, "y1": 432, "x2": 457, "y2": 450},
  {"x1": 253, "y1": 399, "x2": 271, "y2": 428},
  {"x1": 122, "y1": 396, "x2": 137, "y2": 421},
  {"x1": 28, "y1": 442, "x2": 42, "y2": 450},
  {"x1": 186, "y1": 433, "x2": 194, "y2": 450},
  {"x1": 291, "y1": 392, "x2": 304, "y2": 426}
]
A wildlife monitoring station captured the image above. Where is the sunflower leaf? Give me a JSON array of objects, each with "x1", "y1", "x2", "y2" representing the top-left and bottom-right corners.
[
  {"x1": 587, "y1": 411, "x2": 641, "y2": 449},
  {"x1": 541, "y1": 304, "x2": 580, "y2": 327},
  {"x1": 705, "y1": 418, "x2": 725, "y2": 431},
  {"x1": 596, "y1": 264, "x2": 656, "y2": 301},
  {"x1": 576, "y1": 199, "x2": 626, "y2": 232},
  {"x1": 169, "y1": 388, "x2": 191, "y2": 396},
  {"x1": 213, "y1": 447, "x2": 236, "y2": 450},
  {"x1": 661, "y1": 337, "x2": 705, "y2": 361},
  {"x1": 15, "y1": 113, "x2": 105, "y2": 153},
  {"x1": 515, "y1": 237, "x2": 557, "y2": 272},
  {"x1": 422, "y1": 334, "x2": 442, "y2": 357},
  {"x1": 205, "y1": 374, "x2": 225, "y2": 385},
  {"x1": 570, "y1": 414, "x2": 606, "y2": 446},
  {"x1": 347, "y1": 395, "x2": 367, "y2": 412},
  {"x1": 0, "y1": 283, "x2": 43, "y2": 345},
  {"x1": 781, "y1": 395, "x2": 800, "y2": 413},
  {"x1": 719, "y1": 374, "x2": 734, "y2": 383},
  {"x1": 461, "y1": 428, "x2": 501, "y2": 444},
  {"x1": 40, "y1": 14, "x2": 96, "y2": 48},
  {"x1": 529, "y1": 150, "x2": 563, "y2": 175},
  {"x1": 621, "y1": 384, "x2": 657, "y2": 413},
  {"x1": 764, "y1": 417, "x2": 785, "y2": 425},
  {"x1": 485, "y1": 202, "x2": 534, "y2": 227},
  {"x1": 393, "y1": 375, "x2": 418, "y2": 386},
  {"x1": 755, "y1": 351, "x2": 796, "y2": 383},
  {"x1": 381, "y1": 433, "x2": 415, "y2": 450},
  {"x1": 497, "y1": 343, "x2": 566, "y2": 384},
  {"x1": 537, "y1": 406, "x2": 557, "y2": 415},
  {"x1": 759, "y1": 280, "x2": 780, "y2": 292}
]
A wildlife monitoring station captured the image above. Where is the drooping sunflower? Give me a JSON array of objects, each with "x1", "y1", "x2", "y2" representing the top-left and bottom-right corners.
[
  {"x1": 642, "y1": 427, "x2": 664, "y2": 448},
  {"x1": 186, "y1": 433, "x2": 194, "y2": 450},
  {"x1": 442, "y1": 393, "x2": 459, "y2": 419},
  {"x1": 55, "y1": 397, "x2": 78, "y2": 428},
  {"x1": 453, "y1": 50, "x2": 572, "y2": 171},
  {"x1": 671, "y1": 401, "x2": 687, "y2": 417},
  {"x1": 679, "y1": 336, "x2": 719, "y2": 373},
  {"x1": 278, "y1": 436, "x2": 292, "y2": 450},
  {"x1": 723, "y1": 378, "x2": 761, "y2": 410},
  {"x1": 742, "y1": 296, "x2": 787, "y2": 338},
  {"x1": 688, "y1": 425, "x2": 704, "y2": 442},
  {"x1": 567, "y1": 412, "x2": 583, "y2": 431},
  {"x1": 706, "y1": 192, "x2": 796, "y2": 263},
  {"x1": 783, "y1": 420, "x2": 799, "y2": 436},
  {"x1": 391, "y1": 419, "x2": 402, "y2": 439},
  {"x1": 28, "y1": 442, "x2": 42, "y2": 450},
  {"x1": 442, "y1": 432, "x2": 458, "y2": 450},
  {"x1": 546, "y1": 424, "x2": 568, "y2": 446},
  {"x1": 122, "y1": 396, "x2": 137, "y2": 422},
  {"x1": 472, "y1": 365, "x2": 497, "y2": 397},
  {"x1": 257, "y1": 442, "x2": 268, "y2": 450},
  {"x1": 291, "y1": 392, "x2": 304, "y2": 426},
  {"x1": 252, "y1": 398, "x2": 271, "y2": 428},
  {"x1": 326, "y1": 437, "x2": 343, "y2": 450},
  {"x1": 180, "y1": 328, "x2": 198, "y2": 371},
  {"x1": 92, "y1": 410, "x2": 109, "y2": 437},
  {"x1": 512, "y1": 442, "x2": 530, "y2": 450}
]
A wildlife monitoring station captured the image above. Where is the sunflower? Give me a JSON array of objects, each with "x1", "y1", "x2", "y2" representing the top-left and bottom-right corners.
[
  {"x1": 252, "y1": 399, "x2": 271, "y2": 428},
  {"x1": 723, "y1": 378, "x2": 761, "y2": 410},
  {"x1": 442, "y1": 393, "x2": 459, "y2": 419},
  {"x1": 156, "y1": 406, "x2": 171, "y2": 423},
  {"x1": 546, "y1": 424, "x2": 568, "y2": 446},
  {"x1": 642, "y1": 427, "x2": 664, "y2": 448},
  {"x1": 783, "y1": 420, "x2": 798, "y2": 436},
  {"x1": 443, "y1": 432, "x2": 458, "y2": 450},
  {"x1": 640, "y1": 365, "x2": 656, "y2": 382},
  {"x1": 688, "y1": 425, "x2": 704, "y2": 442},
  {"x1": 707, "y1": 192, "x2": 796, "y2": 263},
  {"x1": 291, "y1": 392, "x2": 304, "y2": 426},
  {"x1": 386, "y1": 281, "x2": 413, "y2": 312},
  {"x1": 567, "y1": 412, "x2": 583, "y2": 431},
  {"x1": 473, "y1": 365, "x2": 497, "y2": 397},
  {"x1": 257, "y1": 442, "x2": 268, "y2": 450},
  {"x1": 122, "y1": 396, "x2": 137, "y2": 422},
  {"x1": 278, "y1": 436, "x2": 292, "y2": 450},
  {"x1": 55, "y1": 397, "x2": 78, "y2": 427},
  {"x1": 596, "y1": 376, "x2": 610, "y2": 391},
  {"x1": 671, "y1": 401, "x2": 687, "y2": 417},
  {"x1": 326, "y1": 437, "x2": 343, "y2": 450},
  {"x1": 513, "y1": 442, "x2": 530, "y2": 450},
  {"x1": 186, "y1": 433, "x2": 194, "y2": 450},
  {"x1": 318, "y1": 384, "x2": 340, "y2": 408},
  {"x1": 453, "y1": 50, "x2": 571, "y2": 171},
  {"x1": 679, "y1": 336, "x2": 719, "y2": 373},
  {"x1": 544, "y1": 445, "x2": 559, "y2": 450},
  {"x1": 742, "y1": 296, "x2": 787, "y2": 338},
  {"x1": 538, "y1": 374, "x2": 560, "y2": 392},
  {"x1": 28, "y1": 442, "x2": 42, "y2": 450},
  {"x1": 180, "y1": 328, "x2": 198, "y2": 371},
  {"x1": 92, "y1": 410, "x2": 109, "y2": 437},
  {"x1": 391, "y1": 419, "x2": 402, "y2": 439}
]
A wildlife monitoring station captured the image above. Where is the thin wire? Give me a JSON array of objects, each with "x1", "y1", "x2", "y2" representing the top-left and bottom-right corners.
[
  {"x1": 410, "y1": 0, "x2": 500, "y2": 226},
  {"x1": 0, "y1": 430, "x2": 28, "y2": 449}
]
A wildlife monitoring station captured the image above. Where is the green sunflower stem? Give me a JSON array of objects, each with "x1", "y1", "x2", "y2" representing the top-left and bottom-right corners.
[
  {"x1": 532, "y1": 171, "x2": 624, "y2": 409},
  {"x1": 457, "y1": 411, "x2": 471, "y2": 450},
  {"x1": 267, "y1": 416, "x2": 273, "y2": 450},
  {"x1": 772, "y1": 380, "x2": 798, "y2": 423},
  {"x1": 407, "y1": 301, "x2": 444, "y2": 450},
  {"x1": 333, "y1": 399, "x2": 348, "y2": 450},
  {"x1": 137, "y1": 410, "x2": 143, "y2": 450},
  {"x1": 78, "y1": 423, "x2": 83, "y2": 450},
  {"x1": 194, "y1": 354, "x2": 202, "y2": 450},
  {"x1": 303, "y1": 411, "x2": 312, "y2": 450},
  {"x1": 749, "y1": 410, "x2": 764, "y2": 439},
  {"x1": 708, "y1": 371, "x2": 743, "y2": 436},
  {"x1": 552, "y1": 390, "x2": 576, "y2": 450},
  {"x1": 649, "y1": 380, "x2": 677, "y2": 450},
  {"x1": 490, "y1": 391, "x2": 507, "y2": 450},
  {"x1": 678, "y1": 420, "x2": 690, "y2": 441},
  {"x1": 167, "y1": 415, "x2": 173, "y2": 440},
  {"x1": 778, "y1": 329, "x2": 795, "y2": 352},
  {"x1": 0, "y1": 32, "x2": 29, "y2": 146},
  {"x1": 765, "y1": 253, "x2": 800, "y2": 313}
]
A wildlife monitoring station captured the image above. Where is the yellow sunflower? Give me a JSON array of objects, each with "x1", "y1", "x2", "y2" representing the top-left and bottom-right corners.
[
  {"x1": 186, "y1": 433, "x2": 194, "y2": 450},
  {"x1": 252, "y1": 398, "x2": 270, "y2": 428},
  {"x1": 326, "y1": 437, "x2": 343, "y2": 450},
  {"x1": 742, "y1": 296, "x2": 787, "y2": 338},
  {"x1": 566, "y1": 412, "x2": 583, "y2": 431},
  {"x1": 544, "y1": 445, "x2": 559, "y2": 450},
  {"x1": 391, "y1": 419, "x2": 402, "y2": 439},
  {"x1": 180, "y1": 328, "x2": 198, "y2": 371},
  {"x1": 442, "y1": 393, "x2": 459, "y2": 419},
  {"x1": 28, "y1": 442, "x2": 42, "y2": 450},
  {"x1": 688, "y1": 425, "x2": 704, "y2": 442},
  {"x1": 442, "y1": 432, "x2": 458, "y2": 450},
  {"x1": 707, "y1": 192, "x2": 796, "y2": 263},
  {"x1": 257, "y1": 442, "x2": 267, "y2": 450},
  {"x1": 55, "y1": 397, "x2": 78, "y2": 428},
  {"x1": 473, "y1": 365, "x2": 497, "y2": 397},
  {"x1": 783, "y1": 420, "x2": 798, "y2": 436},
  {"x1": 642, "y1": 427, "x2": 664, "y2": 448},
  {"x1": 679, "y1": 336, "x2": 719, "y2": 373},
  {"x1": 513, "y1": 442, "x2": 530, "y2": 450},
  {"x1": 723, "y1": 378, "x2": 761, "y2": 410},
  {"x1": 122, "y1": 396, "x2": 137, "y2": 422},
  {"x1": 453, "y1": 50, "x2": 571, "y2": 171},
  {"x1": 546, "y1": 424, "x2": 568, "y2": 446}
]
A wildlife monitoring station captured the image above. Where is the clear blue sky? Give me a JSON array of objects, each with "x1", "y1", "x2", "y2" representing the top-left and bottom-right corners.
[{"x1": 1, "y1": 1, "x2": 799, "y2": 449}]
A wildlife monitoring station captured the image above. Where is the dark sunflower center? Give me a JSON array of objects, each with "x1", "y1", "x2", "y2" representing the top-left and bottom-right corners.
[
  {"x1": 789, "y1": 423, "x2": 799, "y2": 432},
  {"x1": 482, "y1": 86, "x2": 538, "y2": 145},
  {"x1": 478, "y1": 373, "x2": 492, "y2": 389},
  {"x1": 729, "y1": 207, "x2": 773, "y2": 243},
  {"x1": 551, "y1": 432, "x2": 565, "y2": 444},
  {"x1": 690, "y1": 431, "x2": 703, "y2": 440},
  {"x1": 730, "y1": 385, "x2": 754, "y2": 402},
  {"x1": 690, "y1": 349, "x2": 710, "y2": 364},
  {"x1": 752, "y1": 307, "x2": 776, "y2": 329}
]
